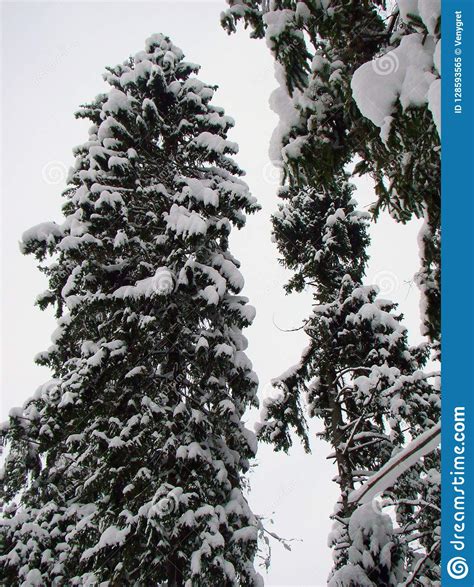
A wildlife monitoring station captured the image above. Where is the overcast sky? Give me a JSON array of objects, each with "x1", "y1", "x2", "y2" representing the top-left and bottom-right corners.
[{"x1": 0, "y1": 2, "x2": 423, "y2": 585}]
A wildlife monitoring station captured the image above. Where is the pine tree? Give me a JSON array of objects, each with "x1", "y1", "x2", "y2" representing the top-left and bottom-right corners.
[
  {"x1": 258, "y1": 269, "x2": 440, "y2": 582},
  {"x1": 329, "y1": 503, "x2": 404, "y2": 587},
  {"x1": 222, "y1": 0, "x2": 441, "y2": 349},
  {"x1": 1, "y1": 34, "x2": 263, "y2": 586},
  {"x1": 222, "y1": 2, "x2": 441, "y2": 583}
]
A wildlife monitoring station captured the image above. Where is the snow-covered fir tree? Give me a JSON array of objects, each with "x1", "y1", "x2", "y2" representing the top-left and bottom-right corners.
[
  {"x1": 222, "y1": 2, "x2": 441, "y2": 583},
  {"x1": 1, "y1": 34, "x2": 263, "y2": 586},
  {"x1": 258, "y1": 182, "x2": 440, "y2": 583},
  {"x1": 222, "y1": 0, "x2": 441, "y2": 351},
  {"x1": 329, "y1": 503, "x2": 404, "y2": 587}
]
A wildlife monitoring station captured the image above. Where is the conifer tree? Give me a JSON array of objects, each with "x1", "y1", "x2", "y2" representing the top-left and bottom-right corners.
[
  {"x1": 258, "y1": 182, "x2": 439, "y2": 583},
  {"x1": 329, "y1": 503, "x2": 404, "y2": 587},
  {"x1": 222, "y1": 0, "x2": 441, "y2": 349},
  {"x1": 222, "y1": 2, "x2": 441, "y2": 582},
  {"x1": 1, "y1": 34, "x2": 262, "y2": 586}
]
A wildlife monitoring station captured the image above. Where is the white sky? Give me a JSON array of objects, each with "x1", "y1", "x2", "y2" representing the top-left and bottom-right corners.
[{"x1": 0, "y1": 2, "x2": 423, "y2": 585}]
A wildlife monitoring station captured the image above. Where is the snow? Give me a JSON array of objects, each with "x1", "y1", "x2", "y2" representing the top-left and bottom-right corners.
[
  {"x1": 103, "y1": 88, "x2": 132, "y2": 114},
  {"x1": 22, "y1": 569, "x2": 43, "y2": 586},
  {"x1": 97, "y1": 116, "x2": 120, "y2": 142},
  {"x1": 401, "y1": 68, "x2": 436, "y2": 110},
  {"x1": 348, "y1": 422, "x2": 441, "y2": 505},
  {"x1": 236, "y1": 302, "x2": 256, "y2": 323},
  {"x1": 212, "y1": 255, "x2": 244, "y2": 291},
  {"x1": 113, "y1": 230, "x2": 128, "y2": 248},
  {"x1": 22, "y1": 222, "x2": 63, "y2": 246},
  {"x1": 191, "y1": 551, "x2": 202, "y2": 575},
  {"x1": 263, "y1": 9, "x2": 294, "y2": 46},
  {"x1": 242, "y1": 427, "x2": 258, "y2": 454},
  {"x1": 329, "y1": 562, "x2": 376, "y2": 586},
  {"x1": 295, "y1": 2, "x2": 311, "y2": 21},
  {"x1": 58, "y1": 391, "x2": 75, "y2": 408},
  {"x1": 396, "y1": 0, "x2": 420, "y2": 21},
  {"x1": 330, "y1": 501, "x2": 396, "y2": 585},
  {"x1": 58, "y1": 233, "x2": 102, "y2": 252},
  {"x1": 434, "y1": 39, "x2": 441, "y2": 74},
  {"x1": 181, "y1": 178, "x2": 219, "y2": 207},
  {"x1": 190, "y1": 132, "x2": 238, "y2": 155},
  {"x1": 163, "y1": 50, "x2": 176, "y2": 72},
  {"x1": 428, "y1": 78, "x2": 441, "y2": 137},
  {"x1": 164, "y1": 204, "x2": 208, "y2": 237},
  {"x1": 113, "y1": 267, "x2": 174, "y2": 299},
  {"x1": 86, "y1": 348, "x2": 105, "y2": 367},
  {"x1": 233, "y1": 350, "x2": 253, "y2": 370},
  {"x1": 232, "y1": 526, "x2": 258, "y2": 543},
  {"x1": 195, "y1": 336, "x2": 209, "y2": 351},
  {"x1": 282, "y1": 135, "x2": 307, "y2": 161},
  {"x1": 326, "y1": 208, "x2": 346, "y2": 227},
  {"x1": 311, "y1": 53, "x2": 328, "y2": 73},
  {"x1": 125, "y1": 366, "x2": 146, "y2": 378},
  {"x1": 268, "y1": 63, "x2": 301, "y2": 162},
  {"x1": 351, "y1": 34, "x2": 439, "y2": 137},
  {"x1": 415, "y1": 214, "x2": 435, "y2": 335},
  {"x1": 201, "y1": 285, "x2": 219, "y2": 305},
  {"x1": 214, "y1": 343, "x2": 233, "y2": 358},
  {"x1": 193, "y1": 262, "x2": 227, "y2": 297},
  {"x1": 380, "y1": 116, "x2": 394, "y2": 145},
  {"x1": 107, "y1": 155, "x2": 129, "y2": 170},
  {"x1": 349, "y1": 303, "x2": 406, "y2": 339},
  {"x1": 418, "y1": 0, "x2": 441, "y2": 35},
  {"x1": 82, "y1": 526, "x2": 129, "y2": 560}
]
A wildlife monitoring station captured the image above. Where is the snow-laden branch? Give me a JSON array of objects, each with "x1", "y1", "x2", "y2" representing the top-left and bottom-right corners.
[{"x1": 348, "y1": 422, "x2": 441, "y2": 505}]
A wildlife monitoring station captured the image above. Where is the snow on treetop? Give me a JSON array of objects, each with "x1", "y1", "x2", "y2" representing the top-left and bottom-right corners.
[
  {"x1": 144, "y1": 33, "x2": 184, "y2": 61},
  {"x1": 6, "y1": 29, "x2": 262, "y2": 587}
]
